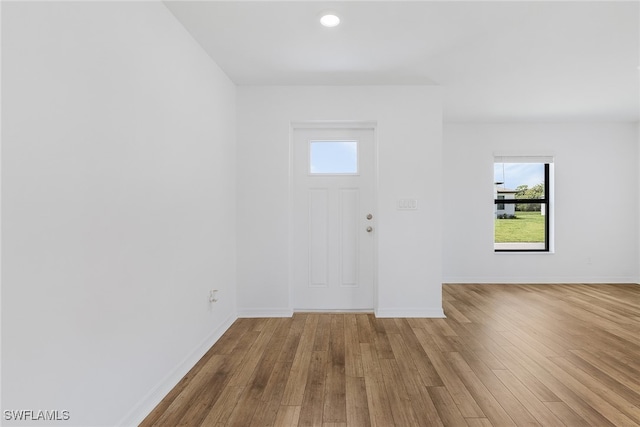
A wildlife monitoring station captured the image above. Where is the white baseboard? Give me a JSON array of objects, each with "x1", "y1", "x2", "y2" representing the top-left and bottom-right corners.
[
  {"x1": 442, "y1": 276, "x2": 639, "y2": 284},
  {"x1": 117, "y1": 313, "x2": 236, "y2": 427},
  {"x1": 375, "y1": 308, "x2": 446, "y2": 318},
  {"x1": 237, "y1": 307, "x2": 446, "y2": 318},
  {"x1": 237, "y1": 308, "x2": 294, "y2": 318},
  {"x1": 294, "y1": 309, "x2": 374, "y2": 313}
]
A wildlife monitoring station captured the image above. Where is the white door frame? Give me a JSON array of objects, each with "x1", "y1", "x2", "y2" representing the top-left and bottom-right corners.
[{"x1": 288, "y1": 121, "x2": 379, "y2": 312}]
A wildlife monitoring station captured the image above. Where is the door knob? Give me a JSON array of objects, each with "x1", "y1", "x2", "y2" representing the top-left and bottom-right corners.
[
  {"x1": 366, "y1": 214, "x2": 373, "y2": 220},
  {"x1": 366, "y1": 226, "x2": 373, "y2": 233}
]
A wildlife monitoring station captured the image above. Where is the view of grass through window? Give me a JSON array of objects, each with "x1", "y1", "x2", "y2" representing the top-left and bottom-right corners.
[
  {"x1": 494, "y1": 211, "x2": 545, "y2": 242},
  {"x1": 494, "y1": 161, "x2": 549, "y2": 251}
]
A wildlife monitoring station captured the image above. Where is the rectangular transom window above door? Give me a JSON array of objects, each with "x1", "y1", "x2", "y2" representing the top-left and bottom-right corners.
[
  {"x1": 494, "y1": 155, "x2": 554, "y2": 252},
  {"x1": 309, "y1": 140, "x2": 358, "y2": 175}
]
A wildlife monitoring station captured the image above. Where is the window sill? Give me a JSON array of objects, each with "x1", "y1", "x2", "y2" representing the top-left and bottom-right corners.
[{"x1": 494, "y1": 250, "x2": 555, "y2": 255}]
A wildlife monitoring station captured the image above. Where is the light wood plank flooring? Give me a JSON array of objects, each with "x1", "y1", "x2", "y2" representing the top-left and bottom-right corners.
[{"x1": 141, "y1": 284, "x2": 640, "y2": 426}]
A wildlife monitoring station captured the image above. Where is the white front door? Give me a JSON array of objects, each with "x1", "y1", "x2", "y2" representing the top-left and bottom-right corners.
[{"x1": 292, "y1": 127, "x2": 376, "y2": 311}]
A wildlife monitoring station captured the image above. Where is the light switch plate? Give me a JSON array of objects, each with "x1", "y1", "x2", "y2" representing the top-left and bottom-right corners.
[{"x1": 398, "y1": 199, "x2": 418, "y2": 210}]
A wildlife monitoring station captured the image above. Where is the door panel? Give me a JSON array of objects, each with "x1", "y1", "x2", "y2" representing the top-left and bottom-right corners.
[
  {"x1": 309, "y1": 189, "x2": 328, "y2": 287},
  {"x1": 293, "y1": 128, "x2": 375, "y2": 310},
  {"x1": 340, "y1": 188, "x2": 358, "y2": 287}
]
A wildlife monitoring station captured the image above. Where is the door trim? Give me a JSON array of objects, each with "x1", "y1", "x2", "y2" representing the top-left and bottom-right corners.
[{"x1": 288, "y1": 121, "x2": 379, "y2": 313}]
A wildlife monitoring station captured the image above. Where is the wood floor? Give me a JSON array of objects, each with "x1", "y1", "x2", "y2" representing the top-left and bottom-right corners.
[{"x1": 141, "y1": 284, "x2": 640, "y2": 426}]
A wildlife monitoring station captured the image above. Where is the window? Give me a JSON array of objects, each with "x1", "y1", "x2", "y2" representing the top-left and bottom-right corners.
[
  {"x1": 494, "y1": 156, "x2": 552, "y2": 252},
  {"x1": 309, "y1": 140, "x2": 358, "y2": 174}
]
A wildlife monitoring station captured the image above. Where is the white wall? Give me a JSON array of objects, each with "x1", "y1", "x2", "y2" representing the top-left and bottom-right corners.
[
  {"x1": 236, "y1": 86, "x2": 444, "y2": 318},
  {"x1": 443, "y1": 123, "x2": 639, "y2": 283},
  {"x1": 1, "y1": 2, "x2": 236, "y2": 426}
]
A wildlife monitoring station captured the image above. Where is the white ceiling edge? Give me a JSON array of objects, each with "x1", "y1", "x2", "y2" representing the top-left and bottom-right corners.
[{"x1": 164, "y1": 0, "x2": 640, "y2": 123}]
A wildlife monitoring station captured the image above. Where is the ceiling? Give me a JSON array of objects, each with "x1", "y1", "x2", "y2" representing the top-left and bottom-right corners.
[{"x1": 164, "y1": 1, "x2": 640, "y2": 122}]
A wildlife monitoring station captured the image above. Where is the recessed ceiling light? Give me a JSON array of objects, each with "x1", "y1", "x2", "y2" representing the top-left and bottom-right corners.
[{"x1": 320, "y1": 14, "x2": 340, "y2": 28}]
